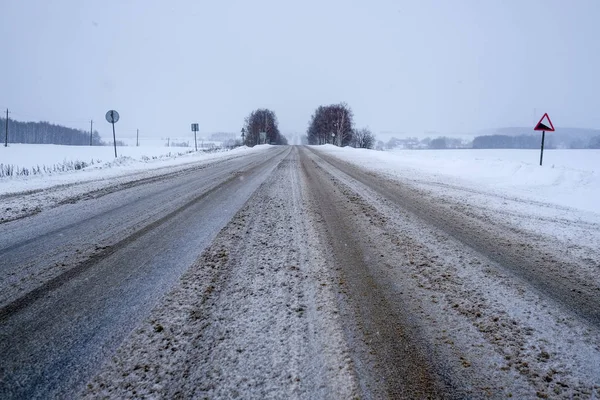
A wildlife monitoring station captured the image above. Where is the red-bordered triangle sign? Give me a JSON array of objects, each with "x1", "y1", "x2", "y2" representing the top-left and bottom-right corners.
[{"x1": 534, "y1": 113, "x2": 555, "y2": 132}]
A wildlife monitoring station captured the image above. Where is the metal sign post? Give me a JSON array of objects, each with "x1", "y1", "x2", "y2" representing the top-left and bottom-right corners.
[
  {"x1": 191, "y1": 123, "x2": 199, "y2": 151},
  {"x1": 539, "y1": 130, "x2": 546, "y2": 166},
  {"x1": 533, "y1": 113, "x2": 555, "y2": 166},
  {"x1": 105, "y1": 110, "x2": 120, "y2": 158}
]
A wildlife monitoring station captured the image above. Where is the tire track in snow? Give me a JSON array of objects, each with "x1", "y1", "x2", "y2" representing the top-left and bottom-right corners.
[
  {"x1": 0, "y1": 148, "x2": 289, "y2": 399},
  {"x1": 0, "y1": 151, "x2": 283, "y2": 321},
  {"x1": 83, "y1": 147, "x2": 359, "y2": 399},
  {"x1": 307, "y1": 147, "x2": 600, "y2": 327},
  {"x1": 300, "y1": 147, "x2": 463, "y2": 399},
  {"x1": 304, "y1": 146, "x2": 600, "y2": 398}
]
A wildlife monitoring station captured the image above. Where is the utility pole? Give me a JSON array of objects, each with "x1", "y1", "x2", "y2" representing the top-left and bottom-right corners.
[
  {"x1": 136, "y1": 129, "x2": 139, "y2": 147},
  {"x1": 90, "y1": 120, "x2": 93, "y2": 146},
  {"x1": 4, "y1": 109, "x2": 9, "y2": 147}
]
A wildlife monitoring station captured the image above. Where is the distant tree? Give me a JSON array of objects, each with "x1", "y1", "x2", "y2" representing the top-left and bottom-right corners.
[
  {"x1": 568, "y1": 138, "x2": 585, "y2": 149},
  {"x1": 472, "y1": 134, "x2": 547, "y2": 149},
  {"x1": 242, "y1": 109, "x2": 285, "y2": 146},
  {"x1": 445, "y1": 137, "x2": 468, "y2": 149},
  {"x1": 223, "y1": 138, "x2": 243, "y2": 149},
  {"x1": 375, "y1": 140, "x2": 385, "y2": 151},
  {"x1": 589, "y1": 136, "x2": 600, "y2": 149},
  {"x1": 209, "y1": 132, "x2": 235, "y2": 142},
  {"x1": 473, "y1": 135, "x2": 510, "y2": 148},
  {"x1": 429, "y1": 137, "x2": 447, "y2": 149},
  {"x1": 386, "y1": 136, "x2": 430, "y2": 150},
  {"x1": 514, "y1": 135, "x2": 541, "y2": 148},
  {"x1": 307, "y1": 103, "x2": 354, "y2": 146},
  {"x1": 351, "y1": 127, "x2": 375, "y2": 149},
  {"x1": 404, "y1": 137, "x2": 420, "y2": 149},
  {"x1": 0, "y1": 118, "x2": 103, "y2": 145},
  {"x1": 386, "y1": 137, "x2": 402, "y2": 149}
]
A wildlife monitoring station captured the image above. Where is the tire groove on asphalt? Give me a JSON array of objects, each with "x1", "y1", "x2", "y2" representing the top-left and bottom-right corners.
[
  {"x1": 0, "y1": 147, "x2": 291, "y2": 400},
  {"x1": 82, "y1": 146, "x2": 360, "y2": 399},
  {"x1": 299, "y1": 147, "x2": 451, "y2": 399},
  {"x1": 0, "y1": 151, "x2": 260, "y2": 224},
  {"x1": 0, "y1": 153, "x2": 280, "y2": 322}
]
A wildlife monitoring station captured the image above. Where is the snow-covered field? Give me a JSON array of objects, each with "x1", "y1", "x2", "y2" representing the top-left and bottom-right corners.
[
  {"x1": 1, "y1": 142, "x2": 212, "y2": 172},
  {"x1": 0, "y1": 143, "x2": 258, "y2": 196},
  {"x1": 319, "y1": 146, "x2": 600, "y2": 215},
  {"x1": 118, "y1": 136, "x2": 223, "y2": 149}
]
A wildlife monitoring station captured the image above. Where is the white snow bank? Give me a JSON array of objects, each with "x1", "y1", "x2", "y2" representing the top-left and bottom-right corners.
[
  {"x1": 0, "y1": 144, "x2": 271, "y2": 195},
  {"x1": 315, "y1": 145, "x2": 600, "y2": 214}
]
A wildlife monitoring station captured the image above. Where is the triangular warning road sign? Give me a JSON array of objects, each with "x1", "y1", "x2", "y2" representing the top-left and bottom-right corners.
[{"x1": 534, "y1": 113, "x2": 555, "y2": 131}]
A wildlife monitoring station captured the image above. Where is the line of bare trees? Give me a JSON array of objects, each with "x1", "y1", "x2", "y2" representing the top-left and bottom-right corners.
[
  {"x1": 240, "y1": 104, "x2": 374, "y2": 149},
  {"x1": 0, "y1": 118, "x2": 102, "y2": 145},
  {"x1": 242, "y1": 109, "x2": 288, "y2": 146},
  {"x1": 306, "y1": 102, "x2": 375, "y2": 149}
]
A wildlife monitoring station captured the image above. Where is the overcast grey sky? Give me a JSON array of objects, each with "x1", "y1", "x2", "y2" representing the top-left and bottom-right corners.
[{"x1": 1, "y1": 0, "x2": 600, "y2": 140}]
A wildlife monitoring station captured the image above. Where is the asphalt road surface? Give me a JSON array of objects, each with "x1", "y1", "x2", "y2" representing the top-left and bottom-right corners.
[
  {"x1": 0, "y1": 147, "x2": 289, "y2": 399},
  {"x1": 2, "y1": 146, "x2": 600, "y2": 399}
]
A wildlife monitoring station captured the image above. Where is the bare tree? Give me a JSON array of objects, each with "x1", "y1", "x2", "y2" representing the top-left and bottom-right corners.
[
  {"x1": 351, "y1": 127, "x2": 376, "y2": 149},
  {"x1": 307, "y1": 103, "x2": 354, "y2": 146},
  {"x1": 242, "y1": 109, "x2": 285, "y2": 146},
  {"x1": 429, "y1": 137, "x2": 448, "y2": 149}
]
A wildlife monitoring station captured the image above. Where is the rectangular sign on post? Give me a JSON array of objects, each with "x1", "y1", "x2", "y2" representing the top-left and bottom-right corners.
[{"x1": 191, "y1": 123, "x2": 199, "y2": 151}]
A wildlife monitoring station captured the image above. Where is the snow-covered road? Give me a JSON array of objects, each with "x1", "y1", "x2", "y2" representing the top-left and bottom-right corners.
[
  {"x1": 303, "y1": 147, "x2": 600, "y2": 398},
  {"x1": 0, "y1": 146, "x2": 289, "y2": 399},
  {"x1": 1, "y1": 145, "x2": 599, "y2": 399}
]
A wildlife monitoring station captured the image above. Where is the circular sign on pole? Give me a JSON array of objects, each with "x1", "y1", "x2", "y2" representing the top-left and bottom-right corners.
[
  {"x1": 105, "y1": 110, "x2": 120, "y2": 124},
  {"x1": 105, "y1": 110, "x2": 120, "y2": 158}
]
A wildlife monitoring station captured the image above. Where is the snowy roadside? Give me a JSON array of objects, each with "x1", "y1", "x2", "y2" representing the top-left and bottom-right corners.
[
  {"x1": 304, "y1": 148, "x2": 600, "y2": 398},
  {"x1": 314, "y1": 145, "x2": 600, "y2": 280},
  {"x1": 82, "y1": 148, "x2": 359, "y2": 399},
  {"x1": 315, "y1": 146, "x2": 600, "y2": 215},
  {"x1": 0, "y1": 145, "x2": 272, "y2": 222}
]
